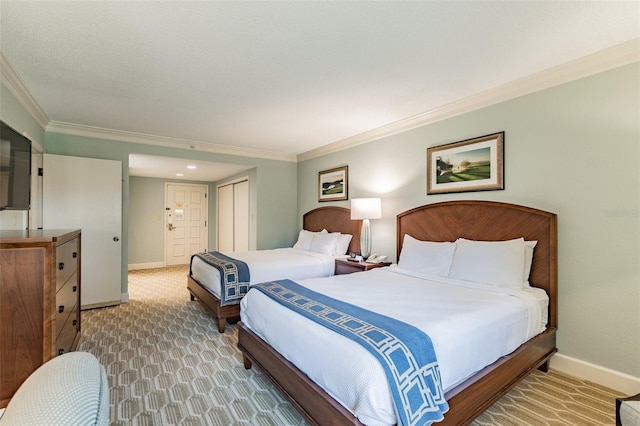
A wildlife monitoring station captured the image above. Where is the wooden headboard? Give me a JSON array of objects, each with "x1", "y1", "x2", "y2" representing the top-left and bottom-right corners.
[
  {"x1": 397, "y1": 200, "x2": 557, "y2": 328},
  {"x1": 303, "y1": 206, "x2": 361, "y2": 254}
]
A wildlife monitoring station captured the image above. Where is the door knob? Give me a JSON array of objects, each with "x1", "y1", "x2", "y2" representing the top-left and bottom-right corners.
[
  {"x1": 168, "y1": 224, "x2": 175, "y2": 231},
  {"x1": 113, "y1": 237, "x2": 120, "y2": 242}
]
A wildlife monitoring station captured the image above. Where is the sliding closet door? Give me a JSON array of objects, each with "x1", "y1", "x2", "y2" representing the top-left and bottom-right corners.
[
  {"x1": 217, "y1": 179, "x2": 249, "y2": 252},
  {"x1": 233, "y1": 180, "x2": 249, "y2": 251},
  {"x1": 217, "y1": 184, "x2": 234, "y2": 252}
]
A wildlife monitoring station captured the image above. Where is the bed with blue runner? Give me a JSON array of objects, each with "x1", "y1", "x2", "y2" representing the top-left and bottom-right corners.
[
  {"x1": 251, "y1": 279, "x2": 449, "y2": 426},
  {"x1": 190, "y1": 251, "x2": 250, "y2": 306}
]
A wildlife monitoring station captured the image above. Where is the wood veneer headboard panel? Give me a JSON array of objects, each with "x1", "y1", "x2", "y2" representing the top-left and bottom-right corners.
[
  {"x1": 303, "y1": 206, "x2": 361, "y2": 254},
  {"x1": 397, "y1": 200, "x2": 557, "y2": 328}
]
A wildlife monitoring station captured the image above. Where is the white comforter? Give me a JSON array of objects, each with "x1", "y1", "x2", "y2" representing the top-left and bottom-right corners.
[
  {"x1": 240, "y1": 266, "x2": 548, "y2": 426},
  {"x1": 190, "y1": 248, "x2": 340, "y2": 298}
]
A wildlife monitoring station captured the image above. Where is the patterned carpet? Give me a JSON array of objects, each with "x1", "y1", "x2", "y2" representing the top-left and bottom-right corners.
[{"x1": 78, "y1": 266, "x2": 623, "y2": 425}]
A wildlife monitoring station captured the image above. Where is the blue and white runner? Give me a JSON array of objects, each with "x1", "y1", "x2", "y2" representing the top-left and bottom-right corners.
[
  {"x1": 251, "y1": 279, "x2": 449, "y2": 426},
  {"x1": 191, "y1": 252, "x2": 250, "y2": 306}
]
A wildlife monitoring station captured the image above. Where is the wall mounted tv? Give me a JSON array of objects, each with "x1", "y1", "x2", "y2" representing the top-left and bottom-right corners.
[{"x1": 0, "y1": 120, "x2": 31, "y2": 210}]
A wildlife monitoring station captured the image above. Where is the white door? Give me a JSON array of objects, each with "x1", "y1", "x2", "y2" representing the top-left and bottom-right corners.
[
  {"x1": 165, "y1": 183, "x2": 208, "y2": 266},
  {"x1": 233, "y1": 180, "x2": 249, "y2": 251},
  {"x1": 217, "y1": 179, "x2": 249, "y2": 252},
  {"x1": 217, "y1": 183, "x2": 234, "y2": 252},
  {"x1": 43, "y1": 154, "x2": 122, "y2": 309}
]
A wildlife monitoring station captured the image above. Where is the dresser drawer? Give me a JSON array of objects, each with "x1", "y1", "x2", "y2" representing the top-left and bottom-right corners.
[
  {"x1": 56, "y1": 238, "x2": 79, "y2": 293},
  {"x1": 56, "y1": 305, "x2": 79, "y2": 356},
  {"x1": 0, "y1": 229, "x2": 81, "y2": 407},
  {"x1": 55, "y1": 272, "x2": 79, "y2": 336}
]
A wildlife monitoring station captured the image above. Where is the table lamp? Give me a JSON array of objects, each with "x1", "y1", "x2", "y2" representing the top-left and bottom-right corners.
[{"x1": 350, "y1": 198, "x2": 382, "y2": 260}]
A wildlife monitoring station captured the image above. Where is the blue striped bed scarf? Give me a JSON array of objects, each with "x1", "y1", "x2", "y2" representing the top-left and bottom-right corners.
[
  {"x1": 251, "y1": 279, "x2": 449, "y2": 426},
  {"x1": 190, "y1": 251, "x2": 250, "y2": 306}
]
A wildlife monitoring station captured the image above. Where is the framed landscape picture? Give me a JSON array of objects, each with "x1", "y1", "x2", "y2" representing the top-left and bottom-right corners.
[
  {"x1": 318, "y1": 166, "x2": 348, "y2": 202},
  {"x1": 427, "y1": 132, "x2": 504, "y2": 195}
]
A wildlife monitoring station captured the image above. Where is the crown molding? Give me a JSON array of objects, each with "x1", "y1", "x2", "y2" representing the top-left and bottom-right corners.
[
  {"x1": 46, "y1": 121, "x2": 297, "y2": 162},
  {"x1": 297, "y1": 38, "x2": 640, "y2": 162},
  {"x1": 1, "y1": 51, "x2": 295, "y2": 162},
  {"x1": 0, "y1": 52, "x2": 49, "y2": 129},
  {"x1": 3, "y1": 38, "x2": 638, "y2": 164}
]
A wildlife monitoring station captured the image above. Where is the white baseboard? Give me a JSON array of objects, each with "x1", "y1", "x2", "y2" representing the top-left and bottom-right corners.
[
  {"x1": 128, "y1": 262, "x2": 165, "y2": 271},
  {"x1": 551, "y1": 353, "x2": 640, "y2": 395}
]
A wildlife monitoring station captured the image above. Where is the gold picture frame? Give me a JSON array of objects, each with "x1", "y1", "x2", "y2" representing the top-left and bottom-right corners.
[
  {"x1": 427, "y1": 132, "x2": 504, "y2": 195},
  {"x1": 318, "y1": 166, "x2": 348, "y2": 202}
]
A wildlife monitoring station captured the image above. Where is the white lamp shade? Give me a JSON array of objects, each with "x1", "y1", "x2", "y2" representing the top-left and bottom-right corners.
[{"x1": 350, "y1": 198, "x2": 382, "y2": 220}]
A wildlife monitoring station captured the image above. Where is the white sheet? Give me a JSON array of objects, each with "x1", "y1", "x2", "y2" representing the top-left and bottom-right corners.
[
  {"x1": 190, "y1": 248, "x2": 340, "y2": 298},
  {"x1": 240, "y1": 266, "x2": 548, "y2": 426}
]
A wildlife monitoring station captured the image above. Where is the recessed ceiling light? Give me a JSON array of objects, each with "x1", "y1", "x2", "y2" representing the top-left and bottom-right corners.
[
  {"x1": 176, "y1": 172, "x2": 184, "y2": 177},
  {"x1": 186, "y1": 164, "x2": 197, "y2": 169}
]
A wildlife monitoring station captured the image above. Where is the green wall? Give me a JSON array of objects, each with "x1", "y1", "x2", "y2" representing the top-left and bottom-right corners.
[
  {"x1": 298, "y1": 63, "x2": 640, "y2": 378},
  {"x1": 44, "y1": 133, "x2": 298, "y2": 294},
  {"x1": 0, "y1": 84, "x2": 45, "y2": 230},
  {"x1": 2, "y1": 60, "x2": 638, "y2": 382},
  {"x1": 0, "y1": 84, "x2": 45, "y2": 148},
  {"x1": 129, "y1": 176, "x2": 221, "y2": 265},
  {"x1": 129, "y1": 176, "x2": 166, "y2": 265},
  {"x1": 130, "y1": 168, "x2": 266, "y2": 267}
]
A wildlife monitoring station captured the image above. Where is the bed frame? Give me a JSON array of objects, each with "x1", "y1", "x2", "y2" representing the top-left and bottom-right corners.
[
  {"x1": 237, "y1": 200, "x2": 557, "y2": 425},
  {"x1": 187, "y1": 206, "x2": 361, "y2": 333}
]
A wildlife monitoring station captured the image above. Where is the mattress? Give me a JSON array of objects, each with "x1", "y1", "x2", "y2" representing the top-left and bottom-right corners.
[
  {"x1": 240, "y1": 266, "x2": 548, "y2": 426},
  {"x1": 190, "y1": 247, "x2": 340, "y2": 298}
]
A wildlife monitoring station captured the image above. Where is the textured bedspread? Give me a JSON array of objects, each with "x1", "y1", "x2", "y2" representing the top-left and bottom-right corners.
[
  {"x1": 251, "y1": 279, "x2": 449, "y2": 425},
  {"x1": 241, "y1": 267, "x2": 548, "y2": 425},
  {"x1": 190, "y1": 251, "x2": 250, "y2": 305}
]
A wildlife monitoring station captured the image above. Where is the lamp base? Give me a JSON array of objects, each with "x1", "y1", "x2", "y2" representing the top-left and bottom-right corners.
[{"x1": 360, "y1": 219, "x2": 371, "y2": 260}]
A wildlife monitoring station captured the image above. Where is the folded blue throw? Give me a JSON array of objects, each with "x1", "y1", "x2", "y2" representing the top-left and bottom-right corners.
[
  {"x1": 251, "y1": 279, "x2": 449, "y2": 426},
  {"x1": 191, "y1": 251, "x2": 250, "y2": 306}
]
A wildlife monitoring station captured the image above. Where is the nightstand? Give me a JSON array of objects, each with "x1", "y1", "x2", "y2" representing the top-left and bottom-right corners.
[{"x1": 335, "y1": 258, "x2": 392, "y2": 275}]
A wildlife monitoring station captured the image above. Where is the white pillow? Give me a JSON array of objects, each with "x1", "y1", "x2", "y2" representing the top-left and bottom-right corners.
[
  {"x1": 309, "y1": 232, "x2": 340, "y2": 255},
  {"x1": 397, "y1": 234, "x2": 456, "y2": 276},
  {"x1": 334, "y1": 233, "x2": 353, "y2": 255},
  {"x1": 524, "y1": 240, "x2": 537, "y2": 283},
  {"x1": 293, "y1": 230, "x2": 315, "y2": 251},
  {"x1": 320, "y1": 229, "x2": 352, "y2": 256},
  {"x1": 448, "y1": 238, "x2": 526, "y2": 288}
]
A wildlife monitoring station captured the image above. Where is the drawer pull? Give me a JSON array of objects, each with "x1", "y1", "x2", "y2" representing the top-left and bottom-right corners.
[
  {"x1": 58, "y1": 305, "x2": 65, "y2": 314},
  {"x1": 58, "y1": 349, "x2": 65, "y2": 356},
  {"x1": 72, "y1": 252, "x2": 78, "y2": 258},
  {"x1": 72, "y1": 319, "x2": 78, "y2": 326},
  {"x1": 72, "y1": 285, "x2": 78, "y2": 292},
  {"x1": 58, "y1": 262, "x2": 64, "y2": 270}
]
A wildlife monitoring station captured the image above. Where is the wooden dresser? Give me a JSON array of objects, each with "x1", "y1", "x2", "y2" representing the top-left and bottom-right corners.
[{"x1": 0, "y1": 229, "x2": 81, "y2": 408}]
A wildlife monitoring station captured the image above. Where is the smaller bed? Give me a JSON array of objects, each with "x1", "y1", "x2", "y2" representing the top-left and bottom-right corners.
[{"x1": 187, "y1": 206, "x2": 361, "y2": 332}]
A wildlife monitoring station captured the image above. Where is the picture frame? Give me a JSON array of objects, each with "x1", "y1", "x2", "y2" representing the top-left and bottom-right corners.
[
  {"x1": 427, "y1": 132, "x2": 504, "y2": 195},
  {"x1": 318, "y1": 166, "x2": 348, "y2": 202}
]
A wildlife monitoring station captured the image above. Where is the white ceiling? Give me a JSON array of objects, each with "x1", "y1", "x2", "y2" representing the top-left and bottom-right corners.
[
  {"x1": 128, "y1": 154, "x2": 252, "y2": 182},
  {"x1": 1, "y1": 1, "x2": 639, "y2": 179}
]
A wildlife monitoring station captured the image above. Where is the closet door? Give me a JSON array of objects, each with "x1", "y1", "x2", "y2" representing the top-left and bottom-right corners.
[
  {"x1": 217, "y1": 180, "x2": 249, "y2": 252},
  {"x1": 217, "y1": 183, "x2": 234, "y2": 252},
  {"x1": 43, "y1": 154, "x2": 122, "y2": 309},
  {"x1": 233, "y1": 180, "x2": 249, "y2": 251}
]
